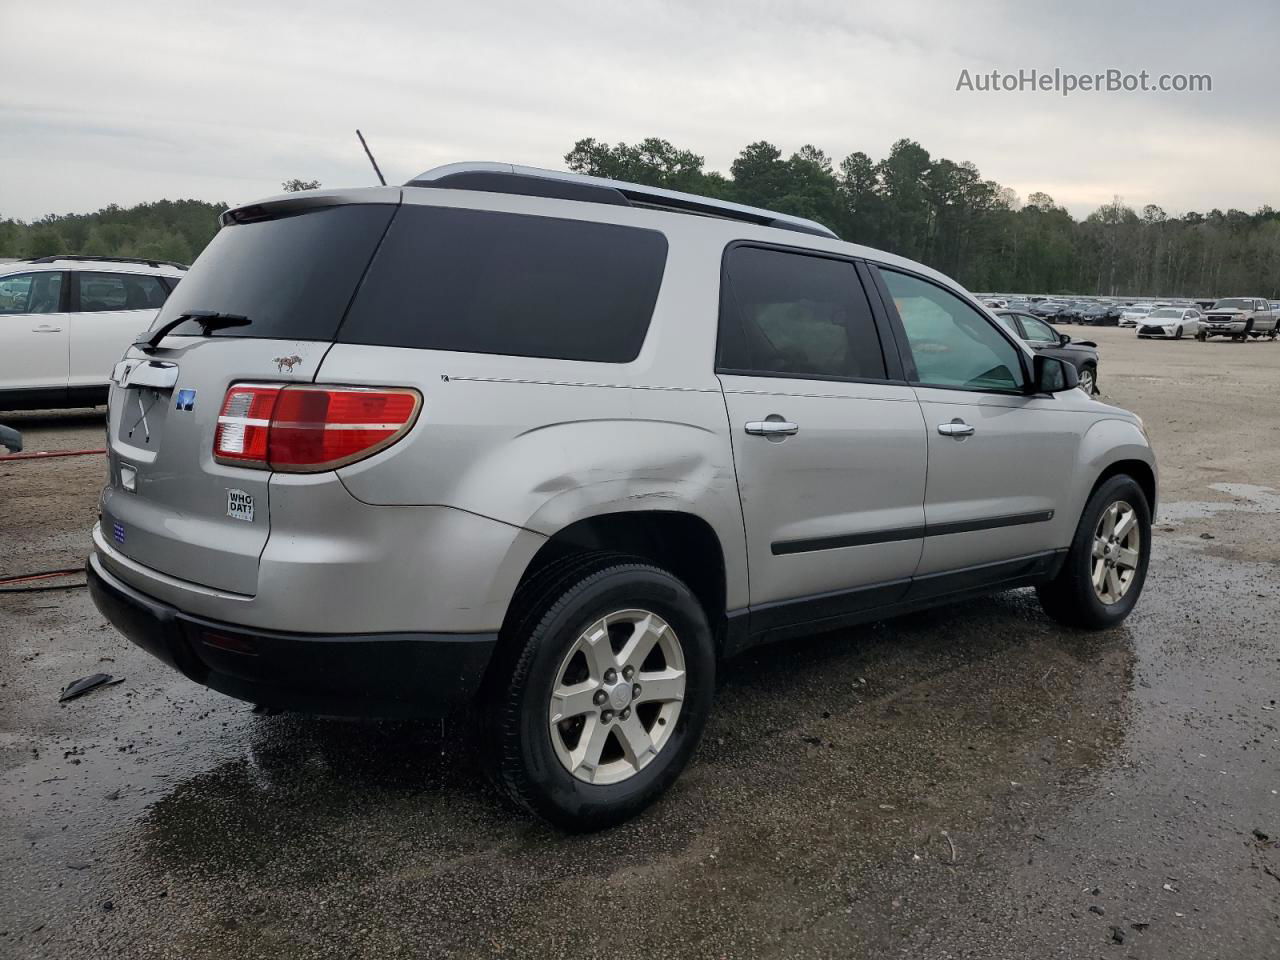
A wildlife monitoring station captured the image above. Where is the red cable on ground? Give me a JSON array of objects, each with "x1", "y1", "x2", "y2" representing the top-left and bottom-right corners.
[
  {"x1": 0, "y1": 567, "x2": 85, "y2": 586},
  {"x1": 0, "y1": 448, "x2": 106, "y2": 461}
]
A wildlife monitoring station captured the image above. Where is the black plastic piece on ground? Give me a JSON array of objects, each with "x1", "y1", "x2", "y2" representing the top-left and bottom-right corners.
[{"x1": 59, "y1": 673, "x2": 123, "y2": 702}]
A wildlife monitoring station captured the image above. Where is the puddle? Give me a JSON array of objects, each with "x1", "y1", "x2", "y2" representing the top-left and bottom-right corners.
[{"x1": 1156, "y1": 483, "x2": 1280, "y2": 523}]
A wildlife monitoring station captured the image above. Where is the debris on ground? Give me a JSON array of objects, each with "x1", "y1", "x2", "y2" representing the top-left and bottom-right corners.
[{"x1": 58, "y1": 673, "x2": 124, "y2": 702}]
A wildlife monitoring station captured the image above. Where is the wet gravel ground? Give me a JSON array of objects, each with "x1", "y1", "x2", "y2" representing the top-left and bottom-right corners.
[{"x1": 2, "y1": 328, "x2": 1279, "y2": 958}]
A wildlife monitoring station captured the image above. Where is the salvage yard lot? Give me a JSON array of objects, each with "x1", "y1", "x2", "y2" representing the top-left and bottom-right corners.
[{"x1": 2, "y1": 326, "x2": 1278, "y2": 959}]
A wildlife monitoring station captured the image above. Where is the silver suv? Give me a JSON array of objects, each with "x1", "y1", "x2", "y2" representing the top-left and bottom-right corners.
[{"x1": 88, "y1": 163, "x2": 1157, "y2": 828}]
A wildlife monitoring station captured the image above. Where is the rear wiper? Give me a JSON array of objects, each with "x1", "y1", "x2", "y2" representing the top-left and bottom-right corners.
[{"x1": 134, "y1": 310, "x2": 251, "y2": 353}]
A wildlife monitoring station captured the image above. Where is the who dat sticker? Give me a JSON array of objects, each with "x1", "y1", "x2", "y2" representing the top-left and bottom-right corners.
[{"x1": 226, "y1": 489, "x2": 255, "y2": 523}]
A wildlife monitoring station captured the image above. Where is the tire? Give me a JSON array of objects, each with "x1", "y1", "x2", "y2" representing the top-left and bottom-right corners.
[
  {"x1": 1078, "y1": 364, "x2": 1097, "y2": 395},
  {"x1": 485, "y1": 556, "x2": 715, "y2": 830},
  {"x1": 1037, "y1": 474, "x2": 1151, "y2": 630},
  {"x1": 1175, "y1": 326, "x2": 1183, "y2": 339},
  {"x1": 1196, "y1": 331, "x2": 1207, "y2": 341}
]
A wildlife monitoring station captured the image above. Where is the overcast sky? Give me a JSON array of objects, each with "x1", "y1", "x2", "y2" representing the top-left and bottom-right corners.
[{"x1": 1, "y1": 0, "x2": 1275, "y2": 222}]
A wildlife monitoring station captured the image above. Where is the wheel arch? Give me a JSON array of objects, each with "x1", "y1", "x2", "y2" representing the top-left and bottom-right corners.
[
  {"x1": 506, "y1": 509, "x2": 731, "y2": 650},
  {"x1": 1073, "y1": 419, "x2": 1159, "y2": 523},
  {"x1": 1089, "y1": 456, "x2": 1157, "y2": 519}
]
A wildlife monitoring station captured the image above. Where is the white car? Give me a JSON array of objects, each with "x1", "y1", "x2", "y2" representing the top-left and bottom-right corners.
[
  {"x1": 0, "y1": 256, "x2": 185, "y2": 410},
  {"x1": 1118, "y1": 304, "x2": 1154, "y2": 327},
  {"x1": 1136, "y1": 307, "x2": 1203, "y2": 339}
]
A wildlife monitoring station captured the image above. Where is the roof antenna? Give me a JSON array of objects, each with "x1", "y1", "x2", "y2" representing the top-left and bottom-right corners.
[{"x1": 356, "y1": 129, "x2": 387, "y2": 186}]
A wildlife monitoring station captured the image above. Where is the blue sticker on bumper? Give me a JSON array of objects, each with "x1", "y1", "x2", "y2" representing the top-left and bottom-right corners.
[
  {"x1": 112, "y1": 521, "x2": 126, "y2": 544},
  {"x1": 175, "y1": 389, "x2": 197, "y2": 411}
]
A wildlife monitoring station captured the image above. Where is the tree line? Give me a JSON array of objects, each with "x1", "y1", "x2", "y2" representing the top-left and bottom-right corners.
[
  {"x1": 3, "y1": 143, "x2": 1276, "y2": 297},
  {"x1": 566, "y1": 137, "x2": 1279, "y2": 298}
]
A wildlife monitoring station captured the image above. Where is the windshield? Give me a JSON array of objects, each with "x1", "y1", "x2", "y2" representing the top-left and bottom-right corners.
[
  {"x1": 1150, "y1": 309, "x2": 1181, "y2": 318},
  {"x1": 1211, "y1": 299, "x2": 1253, "y2": 310}
]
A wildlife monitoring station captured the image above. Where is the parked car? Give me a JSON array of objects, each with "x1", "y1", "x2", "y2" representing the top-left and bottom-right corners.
[
  {"x1": 1081, "y1": 303, "x2": 1121, "y2": 326},
  {"x1": 87, "y1": 163, "x2": 1157, "y2": 829},
  {"x1": 994, "y1": 309, "x2": 1100, "y2": 394},
  {"x1": 983, "y1": 298, "x2": 1008, "y2": 309},
  {"x1": 1136, "y1": 307, "x2": 1203, "y2": 339},
  {"x1": 1030, "y1": 300, "x2": 1066, "y2": 320},
  {"x1": 0, "y1": 256, "x2": 186, "y2": 410},
  {"x1": 1118, "y1": 304, "x2": 1154, "y2": 327},
  {"x1": 1198, "y1": 298, "x2": 1279, "y2": 341}
]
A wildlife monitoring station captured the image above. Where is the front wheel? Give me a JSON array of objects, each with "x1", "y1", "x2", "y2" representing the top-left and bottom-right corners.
[
  {"x1": 1037, "y1": 475, "x2": 1151, "y2": 629},
  {"x1": 1078, "y1": 365, "x2": 1097, "y2": 395},
  {"x1": 1175, "y1": 325, "x2": 1183, "y2": 339},
  {"x1": 486, "y1": 558, "x2": 715, "y2": 830}
]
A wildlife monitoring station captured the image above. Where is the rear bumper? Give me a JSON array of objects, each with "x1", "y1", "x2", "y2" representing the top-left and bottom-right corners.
[{"x1": 87, "y1": 553, "x2": 497, "y2": 717}]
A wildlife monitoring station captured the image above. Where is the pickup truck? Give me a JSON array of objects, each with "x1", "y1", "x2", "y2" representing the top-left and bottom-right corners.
[{"x1": 1197, "y1": 298, "x2": 1279, "y2": 341}]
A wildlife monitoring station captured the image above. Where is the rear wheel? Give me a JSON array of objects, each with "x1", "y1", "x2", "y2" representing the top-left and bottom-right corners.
[
  {"x1": 485, "y1": 557, "x2": 715, "y2": 830},
  {"x1": 1037, "y1": 475, "x2": 1151, "y2": 629}
]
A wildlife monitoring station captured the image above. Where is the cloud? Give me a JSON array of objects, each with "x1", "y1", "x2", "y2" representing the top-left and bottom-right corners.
[{"x1": 0, "y1": 0, "x2": 1274, "y2": 221}]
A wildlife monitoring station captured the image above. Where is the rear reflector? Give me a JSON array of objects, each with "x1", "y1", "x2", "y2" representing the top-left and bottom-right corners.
[{"x1": 214, "y1": 384, "x2": 421, "y2": 472}]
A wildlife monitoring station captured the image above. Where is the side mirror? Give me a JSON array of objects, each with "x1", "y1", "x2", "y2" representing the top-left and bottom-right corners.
[
  {"x1": 1058, "y1": 332, "x2": 1071, "y2": 346},
  {"x1": 1033, "y1": 354, "x2": 1078, "y2": 394}
]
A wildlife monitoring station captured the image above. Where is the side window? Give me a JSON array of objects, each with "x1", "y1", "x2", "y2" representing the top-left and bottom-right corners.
[
  {"x1": 0, "y1": 272, "x2": 64, "y2": 315},
  {"x1": 77, "y1": 272, "x2": 171, "y2": 313},
  {"x1": 992, "y1": 312, "x2": 1020, "y2": 336},
  {"x1": 717, "y1": 246, "x2": 887, "y2": 381},
  {"x1": 1020, "y1": 315, "x2": 1059, "y2": 343},
  {"x1": 878, "y1": 268, "x2": 1026, "y2": 393}
]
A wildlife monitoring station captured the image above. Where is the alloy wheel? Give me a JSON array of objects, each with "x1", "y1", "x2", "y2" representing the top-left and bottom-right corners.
[
  {"x1": 1091, "y1": 500, "x2": 1141, "y2": 605},
  {"x1": 1079, "y1": 368, "x2": 1096, "y2": 394},
  {"x1": 548, "y1": 609, "x2": 686, "y2": 785}
]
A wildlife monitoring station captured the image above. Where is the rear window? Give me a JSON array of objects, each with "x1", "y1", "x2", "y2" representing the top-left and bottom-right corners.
[
  {"x1": 339, "y1": 206, "x2": 668, "y2": 362},
  {"x1": 155, "y1": 204, "x2": 396, "y2": 340}
]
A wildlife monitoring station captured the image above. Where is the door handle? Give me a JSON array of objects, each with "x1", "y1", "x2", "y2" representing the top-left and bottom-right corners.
[
  {"x1": 745, "y1": 418, "x2": 799, "y2": 437},
  {"x1": 32, "y1": 324, "x2": 63, "y2": 333},
  {"x1": 937, "y1": 419, "x2": 975, "y2": 439}
]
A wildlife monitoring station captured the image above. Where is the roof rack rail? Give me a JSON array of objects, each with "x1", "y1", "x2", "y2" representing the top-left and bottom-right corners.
[
  {"x1": 21, "y1": 255, "x2": 189, "y2": 270},
  {"x1": 406, "y1": 162, "x2": 839, "y2": 240}
]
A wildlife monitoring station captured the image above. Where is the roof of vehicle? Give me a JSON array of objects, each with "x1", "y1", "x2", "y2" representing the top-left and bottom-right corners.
[
  {"x1": 404, "y1": 162, "x2": 840, "y2": 240},
  {"x1": 220, "y1": 173, "x2": 1024, "y2": 361},
  {"x1": 2, "y1": 255, "x2": 188, "y2": 277}
]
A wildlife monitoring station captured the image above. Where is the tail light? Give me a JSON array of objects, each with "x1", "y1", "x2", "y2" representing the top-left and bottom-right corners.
[{"x1": 214, "y1": 384, "x2": 421, "y2": 472}]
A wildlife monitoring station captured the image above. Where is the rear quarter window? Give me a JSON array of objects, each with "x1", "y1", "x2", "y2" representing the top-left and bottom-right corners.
[{"x1": 339, "y1": 206, "x2": 668, "y2": 362}]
